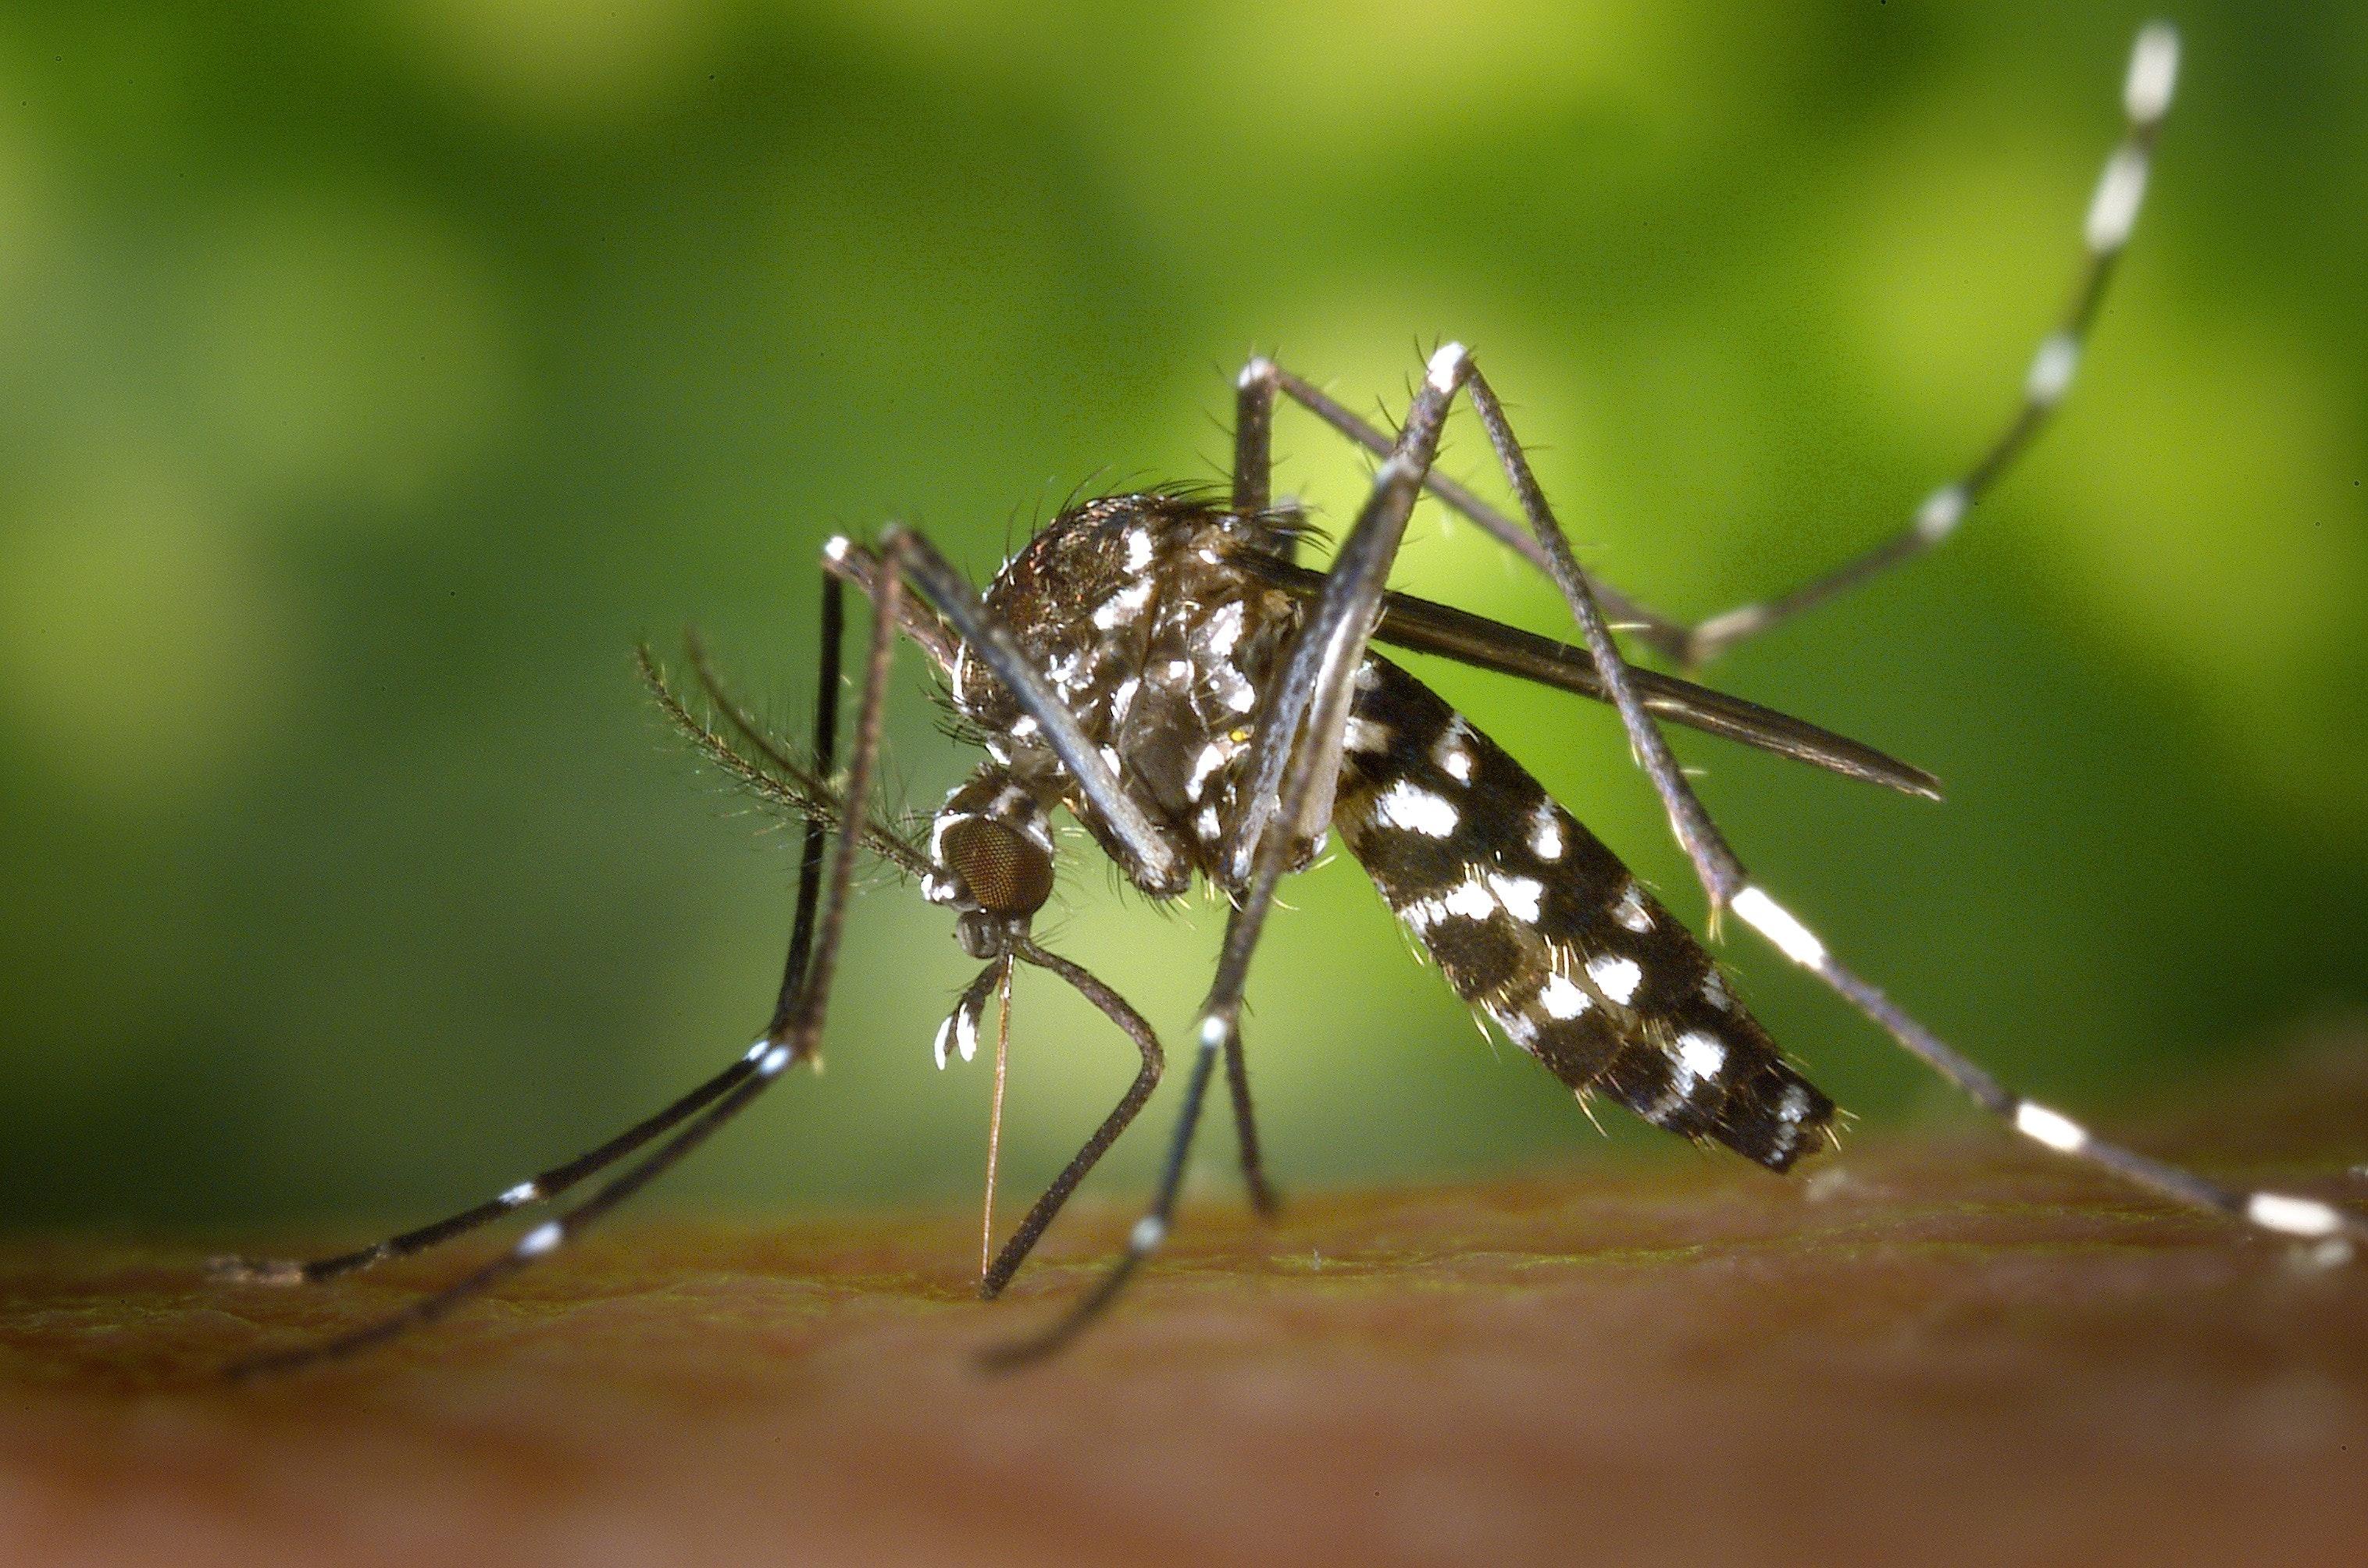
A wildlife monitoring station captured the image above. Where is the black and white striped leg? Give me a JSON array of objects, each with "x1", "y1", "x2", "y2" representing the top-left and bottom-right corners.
[
  {"x1": 1220, "y1": 355, "x2": 1290, "y2": 1220},
  {"x1": 988, "y1": 344, "x2": 1477, "y2": 1363},
  {"x1": 1456, "y1": 357, "x2": 1753, "y2": 918},
  {"x1": 220, "y1": 538, "x2": 911, "y2": 1376},
  {"x1": 1456, "y1": 351, "x2": 2362, "y2": 1259},
  {"x1": 207, "y1": 1054, "x2": 766, "y2": 1290},
  {"x1": 209, "y1": 574, "x2": 857, "y2": 1295},
  {"x1": 1681, "y1": 22, "x2": 2180, "y2": 667},
  {"x1": 1725, "y1": 883, "x2": 2363, "y2": 1256},
  {"x1": 978, "y1": 940, "x2": 1165, "y2": 1299},
  {"x1": 1250, "y1": 24, "x2": 2178, "y2": 673},
  {"x1": 1244, "y1": 356, "x2": 1683, "y2": 652}
]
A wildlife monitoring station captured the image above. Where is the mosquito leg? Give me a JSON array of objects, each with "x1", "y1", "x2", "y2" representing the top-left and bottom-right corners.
[
  {"x1": 1680, "y1": 23, "x2": 2179, "y2": 666},
  {"x1": 222, "y1": 540, "x2": 910, "y2": 1374},
  {"x1": 1223, "y1": 1027, "x2": 1280, "y2": 1217},
  {"x1": 207, "y1": 1052, "x2": 769, "y2": 1287},
  {"x1": 987, "y1": 345, "x2": 1475, "y2": 1364},
  {"x1": 769, "y1": 569, "x2": 844, "y2": 1031},
  {"x1": 1460, "y1": 361, "x2": 1752, "y2": 918},
  {"x1": 1264, "y1": 362, "x2": 1688, "y2": 658},
  {"x1": 1453, "y1": 332, "x2": 2359, "y2": 1256},
  {"x1": 1724, "y1": 884, "x2": 2365, "y2": 1253},
  {"x1": 226, "y1": 1069, "x2": 777, "y2": 1377},
  {"x1": 1233, "y1": 355, "x2": 1279, "y2": 518},
  {"x1": 212, "y1": 576, "x2": 865, "y2": 1291},
  {"x1": 1214, "y1": 356, "x2": 1289, "y2": 1216},
  {"x1": 977, "y1": 978, "x2": 1224, "y2": 1368},
  {"x1": 978, "y1": 940, "x2": 1164, "y2": 1299}
]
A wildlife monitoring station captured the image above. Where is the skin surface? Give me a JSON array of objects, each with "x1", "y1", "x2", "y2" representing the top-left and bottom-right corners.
[{"x1": 5, "y1": 1044, "x2": 2365, "y2": 1567}]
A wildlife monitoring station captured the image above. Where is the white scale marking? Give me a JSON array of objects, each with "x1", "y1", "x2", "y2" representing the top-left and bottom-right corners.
[
  {"x1": 2013, "y1": 1100, "x2": 2089, "y2": 1153},
  {"x1": 501, "y1": 1181, "x2": 540, "y2": 1207},
  {"x1": 1440, "y1": 879, "x2": 1497, "y2": 922},
  {"x1": 1538, "y1": 973, "x2": 1592, "y2": 1021},
  {"x1": 2085, "y1": 147, "x2": 2150, "y2": 253},
  {"x1": 1432, "y1": 720, "x2": 1475, "y2": 782},
  {"x1": 1673, "y1": 1030, "x2": 1727, "y2": 1089},
  {"x1": 1586, "y1": 954, "x2": 1642, "y2": 1007},
  {"x1": 2025, "y1": 333, "x2": 2080, "y2": 408},
  {"x1": 1091, "y1": 579, "x2": 1154, "y2": 629},
  {"x1": 1374, "y1": 780, "x2": 1459, "y2": 837},
  {"x1": 1528, "y1": 801, "x2": 1564, "y2": 861},
  {"x1": 1486, "y1": 871, "x2": 1543, "y2": 924},
  {"x1": 759, "y1": 1044, "x2": 792, "y2": 1076},
  {"x1": 1492, "y1": 1007, "x2": 1539, "y2": 1049},
  {"x1": 1188, "y1": 739, "x2": 1231, "y2": 800},
  {"x1": 1427, "y1": 341, "x2": 1468, "y2": 393},
  {"x1": 2249, "y1": 1192, "x2": 2344, "y2": 1238},
  {"x1": 1733, "y1": 886, "x2": 1828, "y2": 969},
  {"x1": 1344, "y1": 716, "x2": 1392, "y2": 754},
  {"x1": 1915, "y1": 484, "x2": 1968, "y2": 543},
  {"x1": 518, "y1": 1221, "x2": 563, "y2": 1258},
  {"x1": 2125, "y1": 23, "x2": 2179, "y2": 125},
  {"x1": 1203, "y1": 601, "x2": 1246, "y2": 657},
  {"x1": 929, "y1": 810, "x2": 973, "y2": 864},
  {"x1": 1124, "y1": 528, "x2": 1154, "y2": 571},
  {"x1": 1610, "y1": 884, "x2": 1652, "y2": 934}
]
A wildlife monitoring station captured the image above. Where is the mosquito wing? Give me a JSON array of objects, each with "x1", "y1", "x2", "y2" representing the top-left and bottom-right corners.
[{"x1": 1234, "y1": 552, "x2": 1940, "y2": 800}]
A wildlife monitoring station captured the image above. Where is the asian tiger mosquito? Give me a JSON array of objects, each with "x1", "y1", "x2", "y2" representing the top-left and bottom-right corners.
[{"x1": 213, "y1": 21, "x2": 2363, "y2": 1377}]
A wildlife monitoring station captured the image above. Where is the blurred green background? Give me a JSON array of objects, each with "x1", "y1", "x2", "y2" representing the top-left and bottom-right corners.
[{"x1": 2, "y1": 1, "x2": 2363, "y2": 1235}]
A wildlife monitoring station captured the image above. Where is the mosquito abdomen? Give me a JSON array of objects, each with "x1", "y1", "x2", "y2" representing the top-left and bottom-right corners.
[{"x1": 1332, "y1": 655, "x2": 1835, "y2": 1171}]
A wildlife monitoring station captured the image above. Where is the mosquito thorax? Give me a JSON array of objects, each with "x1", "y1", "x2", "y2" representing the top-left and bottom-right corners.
[{"x1": 954, "y1": 493, "x2": 1305, "y2": 895}]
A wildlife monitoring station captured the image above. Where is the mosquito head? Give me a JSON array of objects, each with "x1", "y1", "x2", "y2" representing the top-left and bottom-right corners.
[{"x1": 925, "y1": 765, "x2": 1057, "y2": 957}]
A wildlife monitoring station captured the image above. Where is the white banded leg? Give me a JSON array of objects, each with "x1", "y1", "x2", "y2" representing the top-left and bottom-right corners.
[
  {"x1": 221, "y1": 535, "x2": 912, "y2": 1377},
  {"x1": 209, "y1": 577, "x2": 868, "y2": 1295},
  {"x1": 205, "y1": 1043, "x2": 771, "y2": 1288},
  {"x1": 1256, "y1": 25, "x2": 2178, "y2": 673},
  {"x1": 1681, "y1": 22, "x2": 2181, "y2": 668},
  {"x1": 1726, "y1": 885, "x2": 2362, "y2": 1254},
  {"x1": 1423, "y1": 333, "x2": 2359, "y2": 1248}
]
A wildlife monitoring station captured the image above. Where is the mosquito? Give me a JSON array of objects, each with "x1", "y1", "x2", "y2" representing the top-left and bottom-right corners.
[{"x1": 213, "y1": 21, "x2": 2362, "y2": 1377}]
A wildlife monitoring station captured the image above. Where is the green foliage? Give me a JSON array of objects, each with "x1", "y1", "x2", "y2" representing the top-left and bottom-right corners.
[{"x1": 2, "y1": 1, "x2": 2363, "y2": 1226}]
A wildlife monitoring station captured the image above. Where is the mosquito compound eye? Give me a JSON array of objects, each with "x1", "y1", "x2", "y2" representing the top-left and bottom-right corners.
[{"x1": 941, "y1": 815, "x2": 1054, "y2": 918}]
